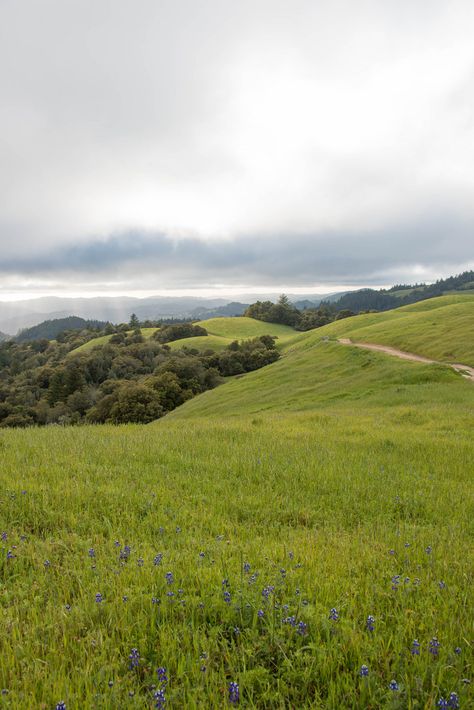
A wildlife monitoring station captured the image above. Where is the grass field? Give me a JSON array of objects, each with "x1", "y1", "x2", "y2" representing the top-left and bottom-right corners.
[{"x1": 1, "y1": 297, "x2": 473, "y2": 708}]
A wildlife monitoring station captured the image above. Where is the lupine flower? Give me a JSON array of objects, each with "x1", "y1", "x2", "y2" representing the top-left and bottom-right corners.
[
  {"x1": 297, "y1": 621, "x2": 308, "y2": 636},
  {"x1": 154, "y1": 688, "x2": 166, "y2": 708},
  {"x1": 114, "y1": 540, "x2": 120, "y2": 547},
  {"x1": 437, "y1": 698, "x2": 449, "y2": 708},
  {"x1": 199, "y1": 551, "x2": 205, "y2": 558},
  {"x1": 122, "y1": 595, "x2": 128, "y2": 602},
  {"x1": 360, "y1": 665, "x2": 369, "y2": 677},
  {"x1": 391, "y1": 575, "x2": 400, "y2": 591},
  {"x1": 165, "y1": 572, "x2": 174, "y2": 585},
  {"x1": 228, "y1": 681, "x2": 240, "y2": 704},
  {"x1": 389, "y1": 549, "x2": 395, "y2": 555},
  {"x1": 175, "y1": 526, "x2": 181, "y2": 533},
  {"x1": 234, "y1": 627, "x2": 240, "y2": 635},
  {"x1": 283, "y1": 616, "x2": 297, "y2": 627},
  {"x1": 411, "y1": 639, "x2": 420, "y2": 655},
  {"x1": 95, "y1": 592, "x2": 103, "y2": 603},
  {"x1": 280, "y1": 568, "x2": 286, "y2": 578},
  {"x1": 257, "y1": 609, "x2": 264, "y2": 618},
  {"x1": 243, "y1": 562, "x2": 251, "y2": 573},
  {"x1": 65, "y1": 604, "x2": 71, "y2": 611},
  {"x1": 366, "y1": 615, "x2": 375, "y2": 632},
  {"x1": 44, "y1": 560, "x2": 51, "y2": 568},
  {"x1": 154, "y1": 553, "x2": 163, "y2": 566},
  {"x1": 289, "y1": 551, "x2": 294, "y2": 560},
  {"x1": 128, "y1": 648, "x2": 140, "y2": 669},
  {"x1": 448, "y1": 692, "x2": 460, "y2": 708},
  {"x1": 152, "y1": 597, "x2": 160, "y2": 605},
  {"x1": 6, "y1": 550, "x2": 15, "y2": 559},
  {"x1": 439, "y1": 580, "x2": 446, "y2": 589},
  {"x1": 88, "y1": 548, "x2": 95, "y2": 558},
  {"x1": 454, "y1": 647, "x2": 462, "y2": 655},
  {"x1": 157, "y1": 666, "x2": 168, "y2": 684},
  {"x1": 329, "y1": 608, "x2": 339, "y2": 621},
  {"x1": 429, "y1": 637, "x2": 441, "y2": 656},
  {"x1": 223, "y1": 591, "x2": 231, "y2": 603},
  {"x1": 137, "y1": 557, "x2": 144, "y2": 567},
  {"x1": 389, "y1": 680, "x2": 399, "y2": 691},
  {"x1": 222, "y1": 578, "x2": 230, "y2": 587},
  {"x1": 1, "y1": 532, "x2": 7, "y2": 541},
  {"x1": 56, "y1": 702, "x2": 66, "y2": 710},
  {"x1": 426, "y1": 546, "x2": 432, "y2": 554},
  {"x1": 262, "y1": 586, "x2": 274, "y2": 599}
]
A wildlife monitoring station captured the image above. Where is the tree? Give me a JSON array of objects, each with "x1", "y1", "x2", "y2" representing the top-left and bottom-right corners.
[{"x1": 129, "y1": 314, "x2": 140, "y2": 329}]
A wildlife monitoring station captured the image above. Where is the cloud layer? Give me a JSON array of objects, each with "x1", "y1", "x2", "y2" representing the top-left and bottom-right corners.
[{"x1": 1, "y1": 0, "x2": 473, "y2": 295}]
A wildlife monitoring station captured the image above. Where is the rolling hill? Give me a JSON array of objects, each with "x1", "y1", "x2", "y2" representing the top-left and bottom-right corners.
[{"x1": 0, "y1": 294, "x2": 472, "y2": 707}]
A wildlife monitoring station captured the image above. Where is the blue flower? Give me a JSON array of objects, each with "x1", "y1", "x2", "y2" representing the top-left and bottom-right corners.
[
  {"x1": 228, "y1": 681, "x2": 240, "y2": 704},
  {"x1": 257, "y1": 609, "x2": 264, "y2": 618},
  {"x1": 448, "y1": 692, "x2": 459, "y2": 709},
  {"x1": 329, "y1": 608, "x2": 339, "y2": 621},
  {"x1": 6, "y1": 550, "x2": 15, "y2": 559},
  {"x1": 223, "y1": 591, "x2": 231, "y2": 603},
  {"x1": 156, "y1": 666, "x2": 168, "y2": 685},
  {"x1": 154, "y1": 688, "x2": 166, "y2": 708},
  {"x1": 128, "y1": 647, "x2": 140, "y2": 669},
  {"x1": 88, "y1": 548, "x2": 95, "y2": 558},
  {"x1": 262, "y1": 586, "x2": 274, "y2": 599},
  {"x1": 297, "y1": 621, "x2": 308, "y2": 636},
  {"x1": 454, "y1": 646, "x2": 462, "y2": 655},
  {"x1": 389, "y1": 680, "x2": 399, "y2": 691},
  {"x1": 44, "y1": 560, "x2": 51, "y2": 568},
  {"x1": 165, "y1": 571, "x2": 174, "y2": 585},
  {"x1": 438, "y1": 698, "x2": 449, "y2": 708},
  {"x1": 55, "y1": 702, "x2": 66, "y2": 710},
  {"x1": 243, "y1": 562, "x2": 251, "y2": 573},
  {"x1": 429, "y1": 637, "x2": 441, "y2": 656},
  {"x1": 1, "y1": 532, "x2": 7, "y2": 541},
  {"x1": 95, "y1": 592, "x2": 103, "y2": 603},
  {"x1": 411, "y1": 639, "x2": 420, "y2": 655},
  {"x1": 366, "y1": 615, "x2": 375, "y2": 632},
  {"x1": 154, "y1": 553, "x2": 163, "y2": 566},
  {"x1": 360, "y1": 665, "x2": 369, "y2": 677}
]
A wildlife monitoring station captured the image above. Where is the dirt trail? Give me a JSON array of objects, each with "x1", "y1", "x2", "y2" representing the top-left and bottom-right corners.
[{"x1": 338, "y1": 338, "x2": 474, "y2": 382}]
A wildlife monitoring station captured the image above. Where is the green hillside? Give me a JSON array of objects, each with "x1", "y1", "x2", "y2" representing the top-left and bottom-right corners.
[
  {"x1": 71, "y1": 327, "x2": 159, "y2": 354},
  {"x1": 316, "y1": 294, "x2": 474, "y2": 366},
  {"x1": 1, "y1": 296, "x2": 473, "y2": 707}
]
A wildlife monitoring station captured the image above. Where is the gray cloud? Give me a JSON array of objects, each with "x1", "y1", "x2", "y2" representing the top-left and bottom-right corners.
[
  {"x1": 1, "y1": 210, "x2": 472, "y2": 289},
  {"x1": 1, "y1": 0, "x2": 474, "y2": 295}
]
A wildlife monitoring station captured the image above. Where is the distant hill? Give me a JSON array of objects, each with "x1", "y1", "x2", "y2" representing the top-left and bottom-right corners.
[
  {"x1": 16, "y1": 316, "x2": 108, "y2": 342},
  {"x1": 190, "y1": 301, "x2": 249, "y2": 319},
  {"x1": 330, "y1": 270, "x2": 474, "y2": 312},
  {"x1": 0, "y1": 331, "x2": 9, "y2": 342}
]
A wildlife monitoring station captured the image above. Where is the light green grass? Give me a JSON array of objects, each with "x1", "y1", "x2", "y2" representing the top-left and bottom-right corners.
[
  {"x1": 0, "y1": 299, "x2": 473, "y2": 707},
  {"x1": 317, "y1": 294, "x2": 474, "y2": 366},
  {"x1": 196, "y1": 317, "x2": 295, "y2": 342},
  {"x1": 167, "y1": 334, "x2": 232, "y2": 352}
]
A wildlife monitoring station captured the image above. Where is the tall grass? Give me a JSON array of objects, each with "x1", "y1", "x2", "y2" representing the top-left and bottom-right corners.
[{"x1": 0, "y1": 306, "x2": 473, "y2": 707}]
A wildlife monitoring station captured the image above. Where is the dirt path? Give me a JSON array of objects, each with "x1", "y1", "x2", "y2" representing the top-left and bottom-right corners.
[{"x1": 338, "y1": 338, "x2": 474, "y2": 382}]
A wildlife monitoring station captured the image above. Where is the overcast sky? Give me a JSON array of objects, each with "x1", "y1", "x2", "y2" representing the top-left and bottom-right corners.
[{"x1": 1, "y1": 0, "x2": 473, "y2": 300}]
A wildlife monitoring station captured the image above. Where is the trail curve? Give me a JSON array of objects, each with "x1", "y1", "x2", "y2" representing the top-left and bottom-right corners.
[{"x1": 338, "y1": 338, "x2": 474, "y2": 382}]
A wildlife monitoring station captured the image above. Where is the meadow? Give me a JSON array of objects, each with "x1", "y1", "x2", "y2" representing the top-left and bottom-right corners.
[{"x1": 1, "y1": 296, "x2": 473, "y2": 708}]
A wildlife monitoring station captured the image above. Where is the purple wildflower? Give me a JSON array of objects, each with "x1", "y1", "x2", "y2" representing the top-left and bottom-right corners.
[
  {"x1": 329, "y1": 608, "x2": 339, "y2": 621},
  {"x1": 360, "y1": 665, "x2": 369, "y2": 677},
  {"x1": 389, "y1": 680, "x2": 399, "y2": 691},
  {"x1": 128, "y1": 647, "x2": 140, "y2": 669},
  {"x1": 228, "y1": 681, "x2": 240, "y2": 704},
  {"x1": 366, "y1": 615, "x2": 375, "y2": 632}
]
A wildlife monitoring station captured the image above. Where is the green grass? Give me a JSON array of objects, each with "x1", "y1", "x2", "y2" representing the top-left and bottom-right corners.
[
  {"x1": 71, "y1": 328, "x2": 160, "y2": 354},
  {"x1": 1, "y1": 298, "x2": 473, "y2": 708},
  {"x1": 167, "y1": 335, "x2": 232, "y2": 352},
  {"x1": 317, "y1": 294, "x2": 474, "y2": 366},
  {"x1": 196, "y1": 317, "x2": 296, "y2": 342}
]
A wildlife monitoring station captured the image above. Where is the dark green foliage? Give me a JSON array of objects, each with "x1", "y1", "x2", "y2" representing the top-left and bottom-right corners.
[
  {"x1": 153, "y1": 322, "x2": 208, "y2": 343},
  {"x1": 16, "y1": 316, "x2": 108, "y2": 342},
  {"x1": 244, "y1": 295, "x2": 300, "y2": 326},
  {"x1": 0, "y1": 325, "x2": 279, "y2": 427}
]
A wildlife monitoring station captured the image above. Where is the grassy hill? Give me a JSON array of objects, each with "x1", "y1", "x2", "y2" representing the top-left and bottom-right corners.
[
  {"x1": 71, "y1": 317, "x2": 296, "y2": 355},
  {"x1": 1, "y1": 297, "x2": 473, "y2": 707},
  {"x1": 316, "y1": 294, "x2": 474, "y2": 366}
]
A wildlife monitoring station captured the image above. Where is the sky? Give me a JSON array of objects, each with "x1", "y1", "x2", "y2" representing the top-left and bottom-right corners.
[{"x1": 1, "y1": 0, "x2": 473, "y2": 300}]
